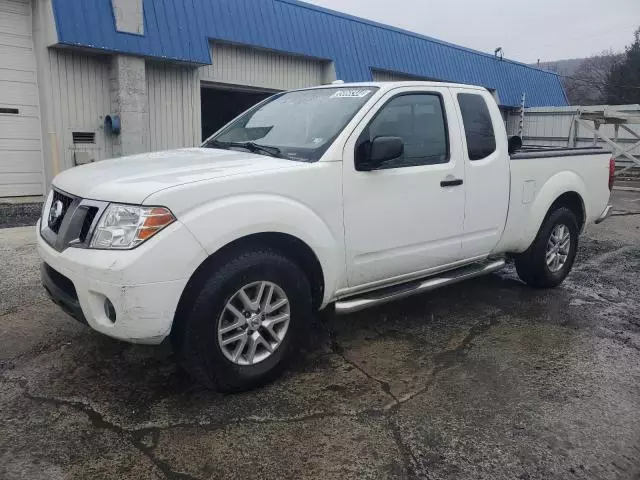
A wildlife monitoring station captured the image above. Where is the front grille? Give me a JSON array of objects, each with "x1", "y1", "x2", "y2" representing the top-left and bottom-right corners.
[
  {"x1": 48, "y1": 190, "x2": 75, "y2": 233},
  {"x1": 41, "y1": 192, "x2": 107, "y2": 252},
  {"x1": 44, "y1": 263, "x2": 78, "y2": 301}
]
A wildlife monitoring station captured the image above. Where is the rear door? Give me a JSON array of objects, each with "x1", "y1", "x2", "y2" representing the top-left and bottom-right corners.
[
  {"x1": 342, "y1": 86, "x2": 467, "y2": 289},
  {"x1": 454, "y1": 89, "x2": 510, "y2": 259}
]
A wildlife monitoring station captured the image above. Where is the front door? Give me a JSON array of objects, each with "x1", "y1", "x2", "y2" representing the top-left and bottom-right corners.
[{"x1": 342, "y1": 87, "x2": 466, "y2": 289}]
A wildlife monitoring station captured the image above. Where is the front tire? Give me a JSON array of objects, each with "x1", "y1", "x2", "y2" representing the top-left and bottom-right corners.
[
  {"x1": 515, "y1": 207, "x2": 579, "y2": 289},
  {"x1": 172, "y1": 248, "x2": 312, "y2": 392}
]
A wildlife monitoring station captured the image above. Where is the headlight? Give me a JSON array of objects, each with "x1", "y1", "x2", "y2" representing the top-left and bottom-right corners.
[
  {"x1": 41, "y1": 190, "x2": 54, "y2": 232},
  {"x1": 90, "y1": 204, "x2": 175, "y2": 250}
]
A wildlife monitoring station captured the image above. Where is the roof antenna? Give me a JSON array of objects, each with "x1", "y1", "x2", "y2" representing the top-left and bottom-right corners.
[{"x1": 494, "y1": 47, "x2": 504, "y2": 61}]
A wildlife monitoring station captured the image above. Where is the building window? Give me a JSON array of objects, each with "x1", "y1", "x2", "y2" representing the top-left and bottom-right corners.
[{"x1": 458, "y1": 93, "x2": 496, "y2": 161}]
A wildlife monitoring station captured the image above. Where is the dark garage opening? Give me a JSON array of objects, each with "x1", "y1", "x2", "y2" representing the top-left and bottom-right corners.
[{"x1": 201, "y1": 85, "x2": 274, "y2": 140}]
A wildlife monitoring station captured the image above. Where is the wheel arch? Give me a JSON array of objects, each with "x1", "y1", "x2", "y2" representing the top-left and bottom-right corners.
[
  {"x1": 520, "y1": 190, "x2": 585, "y2": 254},
  {"x1": 172, "y1": 232, "x2": 325, "y2": 337},
  {"x1": 548, "y1": 191, "x2": 586, "y2": 231},
  {"x1": 520, "y1": 171, "x2": 588, "y2": 250}
]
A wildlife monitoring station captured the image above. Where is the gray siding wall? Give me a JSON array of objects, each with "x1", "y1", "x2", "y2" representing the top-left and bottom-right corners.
[
  {"x1": 45, "y1": 49, "x2": 114, "y2": 171},
  {"x1": 37, "y1": 51, "x2": 201, "y2": 183},
  {"x1": 147, "y1": 62, "x2": 201, "y2": 150},
  {"x1": 372, "y1": 69, "x2": 429, "y2": 82},
  {"x1": 200, "y1": 42, "x2": 331, "y2": 91}
]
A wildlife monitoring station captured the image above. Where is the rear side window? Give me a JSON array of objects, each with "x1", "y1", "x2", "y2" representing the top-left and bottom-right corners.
[{"x1": 458, "y1": 93, "x2": 496, "y2": 160}]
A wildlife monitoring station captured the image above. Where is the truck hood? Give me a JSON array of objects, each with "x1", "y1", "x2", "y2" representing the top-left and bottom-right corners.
[{"x1": 52, "y1": 148, "x2": 297, "y2": 204}]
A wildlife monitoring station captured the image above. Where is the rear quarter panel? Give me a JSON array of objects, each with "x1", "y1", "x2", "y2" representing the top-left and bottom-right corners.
[{"x1": 495, "y1": 153, "x2": 611, "y2": 253}]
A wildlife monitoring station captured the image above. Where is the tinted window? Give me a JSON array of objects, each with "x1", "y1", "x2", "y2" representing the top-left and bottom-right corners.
[
  {"x1": 458, "y1": 93, "x2": 496, "y2": 160},
  {"x1": 356, "y1": 94, "x2": 449, "y2": 169}
]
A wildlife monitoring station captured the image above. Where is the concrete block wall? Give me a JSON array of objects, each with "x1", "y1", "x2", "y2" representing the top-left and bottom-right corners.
[{"x1": 109, "y1": 55, "x2": 149, "y2": 157}]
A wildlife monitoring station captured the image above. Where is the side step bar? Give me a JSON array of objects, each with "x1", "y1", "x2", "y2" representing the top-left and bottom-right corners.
[{"x1": 334, "y1": 259, "x2": 506, "y2": 315}]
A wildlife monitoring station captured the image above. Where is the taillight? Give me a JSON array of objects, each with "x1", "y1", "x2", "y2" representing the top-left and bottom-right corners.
[{"x1": 609, "y1": 157, "x2": 616, "y2": 191}]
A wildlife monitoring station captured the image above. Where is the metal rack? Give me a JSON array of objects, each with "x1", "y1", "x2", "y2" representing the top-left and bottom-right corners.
[{"x1": 571, "y1": 108, "x2": 640, "y2": 173}]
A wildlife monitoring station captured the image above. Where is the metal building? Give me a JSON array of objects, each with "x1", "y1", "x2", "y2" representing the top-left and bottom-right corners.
[{"x1": 1, "y1": 0, "x2": 568, "y2": 199}]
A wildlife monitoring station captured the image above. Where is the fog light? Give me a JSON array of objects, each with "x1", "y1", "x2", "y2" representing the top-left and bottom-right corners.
[{"x1": 104, "y1": 298, "x2": 117, "y2": 323}]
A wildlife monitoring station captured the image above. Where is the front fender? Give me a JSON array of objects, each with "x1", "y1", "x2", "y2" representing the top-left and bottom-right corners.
[
  {"x1": 180, "y1": 194, "x2": 344, "y2": 305},
  {"x1": 522, "y1": 171, "x2": 587, "y2": 249}
]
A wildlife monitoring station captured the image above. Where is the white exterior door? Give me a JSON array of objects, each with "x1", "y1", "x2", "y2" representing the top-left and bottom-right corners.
[
  {"x1": 342, "y1": 87, "x2": 466, "y2": 289},
  {"x1": 0, "y1": 0, "x2": 43, "y2": 197}
]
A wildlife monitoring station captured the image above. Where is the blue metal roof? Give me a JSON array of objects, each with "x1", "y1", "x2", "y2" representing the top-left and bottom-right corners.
[{"x1": 50, "y1": 0, "x2": 568, "y2": 107}]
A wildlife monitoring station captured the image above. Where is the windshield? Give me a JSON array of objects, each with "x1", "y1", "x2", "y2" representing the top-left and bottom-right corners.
[{"x1": 203, "y1": 87, "x2": 378, "y2": 162}]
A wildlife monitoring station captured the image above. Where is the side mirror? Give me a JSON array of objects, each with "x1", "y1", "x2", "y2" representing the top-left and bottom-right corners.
[
  {"x1": 358, "y1": 136, "x2": 404, "y2": 171},
  {"x1": 508, "y1": 135, "x2": 523, "y2": 155}
]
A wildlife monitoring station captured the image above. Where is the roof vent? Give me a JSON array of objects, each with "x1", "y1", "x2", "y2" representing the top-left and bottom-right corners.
[
  {"x1": 72, "y1": 132, "x2": 96, "y2": 144},
  {"x1": 332, "y1": 80, "x2": 345, "y2": 85}
]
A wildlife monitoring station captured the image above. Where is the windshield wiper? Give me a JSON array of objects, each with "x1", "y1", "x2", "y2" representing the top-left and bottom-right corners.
[
  {"x1": 242, "y1": 142, "x2": 283, "y2": 158},
  {"x1": 207, "y1": 140, "x2": 284, "y2": 159}
]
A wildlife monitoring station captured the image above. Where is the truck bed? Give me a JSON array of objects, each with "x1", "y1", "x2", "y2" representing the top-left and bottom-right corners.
[{"x1": 495, "y1": 148, "x2": 612, "y2": 254}]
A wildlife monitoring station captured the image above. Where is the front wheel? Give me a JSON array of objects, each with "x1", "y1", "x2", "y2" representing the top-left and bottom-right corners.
[
  {"x1": 172, "y1": 248, "x2": 312, "y2": 392},
  {"x1": 515, "y1": 207, "x2": 579, "y2": 289}
]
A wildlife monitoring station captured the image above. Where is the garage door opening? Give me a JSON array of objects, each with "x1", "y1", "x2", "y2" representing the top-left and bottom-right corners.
[{"x1": 201, "y1": 85, "x2": 274, "y2": 140}]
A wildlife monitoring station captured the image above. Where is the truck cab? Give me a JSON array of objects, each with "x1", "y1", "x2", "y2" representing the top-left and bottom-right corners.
[{"x1": 340, "y1": 85, "x2": 509, "y2": 290}]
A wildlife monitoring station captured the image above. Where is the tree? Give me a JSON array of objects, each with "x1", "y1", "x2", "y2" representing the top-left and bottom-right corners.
[
  {"x1": 605, "y1": 28, "x2": 640, "y2": 105},
  {"x1": 563, "y1": 52, "x2": 622, "y2": 105}
]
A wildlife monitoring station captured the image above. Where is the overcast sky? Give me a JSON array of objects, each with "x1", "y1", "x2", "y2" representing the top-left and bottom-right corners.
[{"x1": 306, "y1": 0, "x2": 639, "y2": 64}]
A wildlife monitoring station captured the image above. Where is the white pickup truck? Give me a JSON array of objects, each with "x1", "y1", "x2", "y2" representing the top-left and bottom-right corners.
[{"x1": 38, "y1": 82, "x2": 613, "y2": 391}]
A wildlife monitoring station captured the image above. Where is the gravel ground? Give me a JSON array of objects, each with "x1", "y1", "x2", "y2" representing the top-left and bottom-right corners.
[{"x1": 1, "y1": 191, "x2": 639, "y2": 480}]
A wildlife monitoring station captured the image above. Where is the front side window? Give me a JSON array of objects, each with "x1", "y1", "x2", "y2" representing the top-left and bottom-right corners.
[
  {"x1": 457, "y1": 93, "x2": 497, "y2": 161},
  {"x1": 204, "y1": 87, "x2": 377, "y2": 162},
  {"x1": 356, "y1": 93, "x2": 449, "y2": 169}
]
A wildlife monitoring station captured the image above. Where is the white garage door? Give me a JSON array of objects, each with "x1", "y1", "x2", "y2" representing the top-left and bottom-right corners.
[{"x1": 0, "y1": 0, "x2": 43, "y2": 197}]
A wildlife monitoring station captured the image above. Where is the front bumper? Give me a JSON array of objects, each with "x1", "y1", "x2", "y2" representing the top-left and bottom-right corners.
[
  {"x1": 41, "y1": 262, "x2": 87, "y2": 325},
  {"x1": 37, "y1": 220, "x2": 208, "y2": 344},
  {"x1": 595, "y1": 204, "x2": 613, "y2": 224}
]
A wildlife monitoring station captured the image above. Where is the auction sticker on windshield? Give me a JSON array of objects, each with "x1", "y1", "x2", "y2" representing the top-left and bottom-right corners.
[{"x1": 331, "y1": 89, "x2": 372, "y2": 99}]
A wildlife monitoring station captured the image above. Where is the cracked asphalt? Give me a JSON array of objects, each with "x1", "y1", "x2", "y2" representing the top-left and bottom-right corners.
[{"x1": 1, "y1": 190, "x2": 639, "y2": 480}]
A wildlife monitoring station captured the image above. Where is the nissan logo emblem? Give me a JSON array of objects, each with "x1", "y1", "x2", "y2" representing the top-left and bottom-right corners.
[{"x1": 49, "y1": 200, "x2": 64, "y2": 226}]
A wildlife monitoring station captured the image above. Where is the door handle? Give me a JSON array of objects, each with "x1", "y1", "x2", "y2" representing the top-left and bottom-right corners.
[{"x1": 440, "y1": 178, "x2": 463, "y2": 187}]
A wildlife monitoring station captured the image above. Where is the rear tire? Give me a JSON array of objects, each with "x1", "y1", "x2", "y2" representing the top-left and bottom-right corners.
[
  {"x1": 172, "y1": 248, "x2": 312, "y2": 392},
  {"x1": 515, "y1": 207, "x2": 579, "y2": 289}
]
